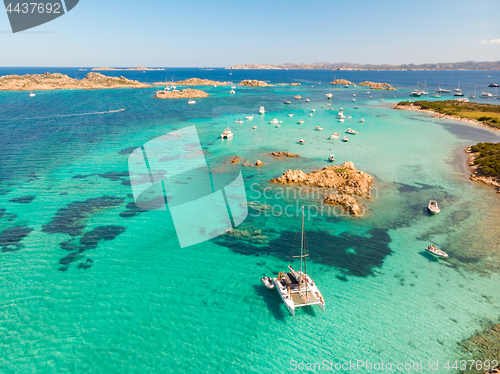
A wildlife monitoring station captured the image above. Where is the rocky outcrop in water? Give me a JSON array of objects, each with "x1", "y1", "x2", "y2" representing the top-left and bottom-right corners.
[
  {"x1": 154, "y1": 78, "x2": 229, "y2": 86},
  {"x1": 238, "y1": 80, "x2": 273, "y2": 87},
  {"x1": 358, "y1": 81, "x2": 395, "y2": 90},
  {"x1": 330, "y1": 79, "x2": 354, "y2": 85},
  {"x1": 0, "y1": 72, "x2": 151, "y2": 91},
  {"x1": 271, "y1": 152, "x2": 300, "y2": 158},
  {"x1": 255, "y1": 160, "x2": 264, "y2": 166},
  {"x1": 153, "y1": 88, "x2": 209, "y2": 99},
  {"x1": 270, "y1": 161, "x2": 373, "y2": 216}
]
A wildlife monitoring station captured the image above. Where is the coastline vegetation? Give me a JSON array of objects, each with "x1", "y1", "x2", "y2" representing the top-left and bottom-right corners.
[
  {"x1": 397, "y1": 100, "x2": 500, "y2": 129},
  {"x1": 470, "y1": 142, "x2": 500, "y2": 177}
]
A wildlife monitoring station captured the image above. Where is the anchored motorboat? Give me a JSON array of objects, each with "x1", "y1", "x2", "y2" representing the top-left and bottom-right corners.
[
  {"x1": 221, "y1": 127, "x2": 233, "y2": 139},
  {"x1": 427, "y1": 200, "x2": 440, "y2": 214},
  {"x1": 342, "y1": 136, "x2": 349, "y2": 142},
  {"x1": 188, "y1": 99, "x2": 196, "y2": 104},
  {"x1": 294, "y1": 95, "x2": 302, "y2": 99},
  {"x1": 235, "y1": 119, "x2": 244, "y2": 124},
  {"x1": 424, "y1": 244, "x2": 448, "y2": 258},
  {"x1": 346, "y1": 128, "x2": 358, "y2": 134},
  {"x1": 270, "y1": 119, "x2": 280, "y2": 124},
  {"x1": 360, "y1": 118, "x2": 365, "y2": 123},
  {"x1": 288, "y1": 113, "x2": 294, "y2": 117},
  {"x1": 315, "y1": 126, "x2": 323, "y2": 131},
  {"x1": 298, "y1": 119, "x2": 304, "y2": 124},
  {"x1": 328, "y1": 154, "x2": 335, "y2": 162},
  {"x1": 297, "y1": 139, "x2": 306, "y2": 144},
  {"x1": 330, "y1": 133, "x2": 339, "y2": 139},
  {"x1": 309, "y1": 113, "x2": 313, "y2": 117},
  {"x1": 284, "y1": 100, "x2": 291, "y2": 104},
  {"x1": 326, "y1": 93, "x2": 333, "y2": 99},
  {"x1": 259, "y1": 106, "x2": 265, "y2": 114},
  {"x1": 246, "y1": 115, "x2": 254, "y2": 120}
]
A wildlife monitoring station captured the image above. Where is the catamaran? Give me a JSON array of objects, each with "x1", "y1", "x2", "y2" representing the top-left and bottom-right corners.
[{"x1": 271, "y1": 207, "x2": 325, "y2": 316}]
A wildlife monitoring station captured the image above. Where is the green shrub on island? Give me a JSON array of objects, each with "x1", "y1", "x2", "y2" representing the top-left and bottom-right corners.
[
  {"x1": 470, "y1": 142, "x2": 500, "y2": 177},
  {"x1": 397, "y1": 100, "x2": 500, "y2": 129}
]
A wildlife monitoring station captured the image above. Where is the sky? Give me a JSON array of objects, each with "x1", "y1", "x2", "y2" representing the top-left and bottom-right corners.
[{"x1": 0, "y1": 0, "x2": 499, "y2": 67}]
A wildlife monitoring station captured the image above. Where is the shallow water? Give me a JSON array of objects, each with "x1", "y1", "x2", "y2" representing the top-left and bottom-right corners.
[{"x1": 1, "y1": 69, "x2": 500, "y2": 373}]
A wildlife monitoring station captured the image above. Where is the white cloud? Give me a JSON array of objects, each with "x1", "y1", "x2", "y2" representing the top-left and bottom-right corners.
[{"x1": 480, "y1": 38, "x2": 500, "y2": 45}]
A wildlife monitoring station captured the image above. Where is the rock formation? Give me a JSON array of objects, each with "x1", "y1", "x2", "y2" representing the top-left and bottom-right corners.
[
  {"x1": 271, "y1": 152, "x2": 300, "y2": 158},
  {"x1": 330, "y1": 79, "x2": 354, "y2": 85},
  {"x1": 0, "y1": 72, "x2": 151, "y2": 91},
  {"x1": 270, "y1": 161, "x2": 373, "y2": 216},
  {"x1": 154, "y1": 78, "x2": 229, "y2": 86},
  {"x1": 153, "y1": 88, "x2": 209, "y2": 99},
  {"x1": 324, "y1": 194, "x2": 363, "y2": 216},
  {"x1": 358, "y1": 81, "x2": 395, "y2": 90},
  {"x1": 238, "y1": 80, "x2": 273, "y2": 87},
  {"x1": 255, "y1": 160, "x2": 264, "y2": 166},
  {"x1": 231, "y1": 156, "x2": 241, "y2": 164}
]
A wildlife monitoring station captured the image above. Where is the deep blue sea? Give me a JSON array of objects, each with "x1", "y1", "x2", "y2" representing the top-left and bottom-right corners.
[{"x1": 0, "y1": 68, "x2": 499, "y2": 373}]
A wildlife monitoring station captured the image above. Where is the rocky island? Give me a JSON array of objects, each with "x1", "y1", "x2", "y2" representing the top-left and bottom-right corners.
[
  {"x1": 0, "y1": 72, "x2": 151, "y2": 91},
  {"x1": 238, "y1": 80, "x2": 273, "y2": 87},
  {"x1": 154, "y1": 78, "x2": 229, "y2": 86},
  {"x1": 330, "y1": 79, "x2": 354, "y2": 85},
  {"x1": 358, "y1": 81, "x2": 395, "y2": 90},
  {"x1": 153, "y1": 88, "x2": 209, "y2": 99},
  {"x1": 92, "y1": 66, "x2": 165, "y2": 71},
  {"x1": 270, "y1": 161, "x2": 374, "y2": 216}
]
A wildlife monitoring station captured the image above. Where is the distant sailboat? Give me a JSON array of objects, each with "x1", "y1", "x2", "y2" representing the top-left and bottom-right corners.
[{"x1": 29, "y1": 91, "x2": 35, "y2": 97}]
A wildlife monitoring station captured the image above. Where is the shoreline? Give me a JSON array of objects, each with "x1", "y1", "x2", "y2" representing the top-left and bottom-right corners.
[
  {"x1": 393, "y1": 102, "x2": 500, "y2": 132},
  {"x1": 465, "y1": 147, "x2": 500, "y2": 193}
]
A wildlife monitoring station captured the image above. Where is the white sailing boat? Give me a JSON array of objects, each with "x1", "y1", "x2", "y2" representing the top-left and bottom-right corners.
[
  {"x1": 272, "y1": 206, "x2": 325, "y2": 316},
  {"x1": 29, "y1": 91, "x2": 35, "y2": 97}
]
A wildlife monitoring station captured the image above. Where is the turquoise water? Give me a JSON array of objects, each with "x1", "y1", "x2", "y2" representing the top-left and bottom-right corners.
[{"x1": 1, "y1": 71, "x2": 500, "y2": 373}]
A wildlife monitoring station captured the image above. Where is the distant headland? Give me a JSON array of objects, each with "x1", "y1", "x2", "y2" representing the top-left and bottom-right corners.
[
  {"x1": 92, "y1": 66, "x2": 165, "y2": 71},
  {"x1": 227, "y1": 61, "x2": 500, "y2": 71}
]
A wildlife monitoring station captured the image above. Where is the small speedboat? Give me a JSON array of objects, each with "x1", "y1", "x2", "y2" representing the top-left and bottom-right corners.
[
  {"x1": 330, "y1": 133, "x2": 339, "y2": 139},
  {"x1": 338, "y1": 118, "x2": 344, "y2": 122},
  {"x1": 29, "y1": 92, "x2": 36, "y2": 97},
  {"x1": 353, "y1": 94, "x2": 356, "y2": 97},
  {"x1": 309, "y1": 113, "x2": 313, "y2": 117},
  {"x1": 246, "y1": 115, "x2": 254, "y2": 120},
  {"x1": 284, "y1": 100, "x2": 291, "y2": 104},
  {"x1": 427, "y1": 200, "x2": 440, "y2": 214},
  {"x1": 352, "y1": 98, "x2": 356, "y2": 102},
  {"x1": 347, "y1": 115, "x2": 352, "y2": 119},
  {"x1": 188, "y1": 99, "x2": 196, "y2": 104},
  {"x1": 221, "y1": 128, "x2": 233, "y2": 139},
  {"x1": 235, "y1": 119, "x2": 244, "y2": 124},
  {"x1": 328, "y1": 154, "x2": 335, "y2": 162},
  {"x1": 259, "y1": 106, "x2": 265, "y2": 114},
  {"x1": 326, "y1": 93, "x2": 333, "y2": 99},
  {"x1": 342, "y1": 136, "x2": 349, "y2": 142},
  {"x1": 261, "y1": 276, "x2": 275, "y2": 289},
  {"x1": 327, "y1": 103, "x2": 331, "y2": 106},
  {"x1": 360, "y1": 118, "x2": 365, "y2": 123},
  {"x1": 230, "y1": 89, "x2": 235, "y2": 94},
  {"x1": 344, "y1": 85, "x2": 349, "y2": 88},
  {"x1": 312, "y1": 108, "x2": 316, "y2": 112},
  {"x1": 425, "y1": 244, "x2": 448, "y2": 258},
  {"x1": 253, "y1": 126, "x2": 257, "y2": 129},
  {"x1": 288, "y1": 113, "x2": 294, "y2": 117},
  {"x1": 315, "y1": 126, "x2": 323, "y2": 131},
  {"x1": 298, "y1": 139, "x2": 306, "y2": 145},
  {"x1": 294, "y1": 95, "x2": 302, "y2": 99},
  {"x1": 270, "y1": 119, "x2": 280, "y2": 124},
  {"x1": 306, "y1": 99, "x2": 310, "y2": 102},
  {"x1": 275, "y1": 124, "x2": 281, "y2": 127},
  {"x1": 346, "y1": 128, "x2": 358, "y2": 134},
  {"x1": 298, "y1": 119, "x2": 304, "y2": 124}
]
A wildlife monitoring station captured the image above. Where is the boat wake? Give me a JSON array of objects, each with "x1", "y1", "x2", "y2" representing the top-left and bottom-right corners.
[{"x1": 0, "y1": 108, "x2": 126, "y2": 121}]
